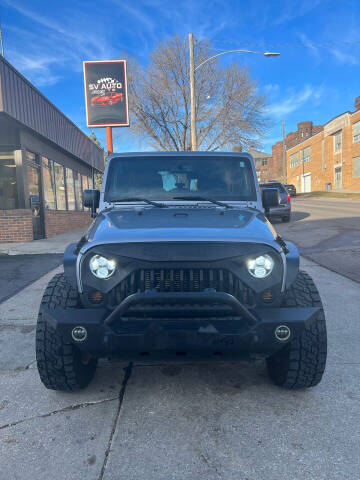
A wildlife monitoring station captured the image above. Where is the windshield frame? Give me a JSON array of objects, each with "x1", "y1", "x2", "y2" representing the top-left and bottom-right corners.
[{"x1": 102, "y1": 153, "x2": 260, "y2": 207}]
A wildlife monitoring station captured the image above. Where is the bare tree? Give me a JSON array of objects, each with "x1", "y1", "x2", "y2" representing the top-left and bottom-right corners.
[{"x1": 126, "y1": 35, "x2": 268, "y2": 151}]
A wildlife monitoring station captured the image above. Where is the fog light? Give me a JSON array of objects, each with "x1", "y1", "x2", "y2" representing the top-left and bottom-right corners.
[
  {"x1": 71, "y1": 326, "x2": 87, "y2": 342},
  {"x1": 247, "y1": 254, "x2": 274, "y2": 278},
  {"x1": 275, "y1": 325, "x2": 291, "y2": 342}
]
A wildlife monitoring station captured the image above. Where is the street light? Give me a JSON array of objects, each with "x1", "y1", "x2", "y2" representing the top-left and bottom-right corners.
[{"x1": 188, "y1": 33, "x2": 280, "y2": 151}]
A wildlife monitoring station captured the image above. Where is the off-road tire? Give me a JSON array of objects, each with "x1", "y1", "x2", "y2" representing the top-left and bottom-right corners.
[
  {"x1": 36, "y1": 273, "x2": 97, "y2": 391},
  {"x1": 266, "y1": 270, "x2": 327, "y2": 389}
]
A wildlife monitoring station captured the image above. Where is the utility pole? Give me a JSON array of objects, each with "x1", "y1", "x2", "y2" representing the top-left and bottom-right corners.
[
  {"x1": 0, "y1": 23, "x2": 4, "y2": 57},
  {"x1": 106, "y1": 127, "x2": 113, "y2": 154},
  {"x1": 282, "y1": 119, "x2": 286, "y2": 183},
  {"x1": 189, "y1": 33, "x2": 197, "y2": 151}
]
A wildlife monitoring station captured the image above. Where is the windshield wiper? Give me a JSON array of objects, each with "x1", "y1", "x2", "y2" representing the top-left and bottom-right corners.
[
  {"x1": 173, "y1": 196, "x2": 233, "y2": 209},
  {"x1": 110, "y1": 197, "x2": 167, "y2": 208}
]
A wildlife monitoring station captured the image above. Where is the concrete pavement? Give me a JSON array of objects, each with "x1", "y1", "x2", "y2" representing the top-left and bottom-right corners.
[{"x1": 1, "y1": 257, "x2": 360, "y2": 479}]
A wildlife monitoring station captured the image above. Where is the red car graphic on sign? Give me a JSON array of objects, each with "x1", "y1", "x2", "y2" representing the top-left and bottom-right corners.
[{"x1": 91, "y1": 92, "x2": 123, "y2": 106}]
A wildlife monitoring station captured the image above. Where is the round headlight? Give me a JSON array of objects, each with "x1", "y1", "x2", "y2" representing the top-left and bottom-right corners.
[
  {"x1": 89, "y1": 255, "x2": 116, "y2": 279},
  {"x1": 247, "y1": 254, "x2": 274, "y2": 278}
]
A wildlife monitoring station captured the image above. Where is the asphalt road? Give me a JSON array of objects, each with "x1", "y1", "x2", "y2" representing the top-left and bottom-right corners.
[
  {"x1": 1, "y1": 258, "x2": 360, "y2": 479},
  {"x1": 275, "y1": 196, "x2": 360, "y2": 282},
  {"x1": 0, "y1": 254, "x2": 63, "y2": 303}
]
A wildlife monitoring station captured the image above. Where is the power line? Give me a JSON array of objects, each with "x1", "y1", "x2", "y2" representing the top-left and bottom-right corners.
[{"x1": 206, "y1": 39, "x2": 360, "y2": 53}]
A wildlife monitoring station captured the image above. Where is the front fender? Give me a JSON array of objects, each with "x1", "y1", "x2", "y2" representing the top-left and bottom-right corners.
[
  {"x1": 63, "y1": 243, "x2": 78, "y2": 289},
  {"x1": 285, "y1": 241, "x2": 299, "y2": 289}
]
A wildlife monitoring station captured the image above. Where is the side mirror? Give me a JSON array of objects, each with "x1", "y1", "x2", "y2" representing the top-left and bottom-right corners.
[
  {"x1": 262, "y1": 188, "x2": 279, "y2": 211},
  {"x1": 83, "y1": 189, "x2": 100, "y2": 218}
]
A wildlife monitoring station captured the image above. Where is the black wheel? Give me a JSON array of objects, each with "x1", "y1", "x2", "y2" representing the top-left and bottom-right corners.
[
  {"x1": 36, "y1": 273, "x2": 97, "y2": 391},
  {"x1": 282, "y1": 215, "x2": 291, "y2": 223},
  {"x1": 266, "y1": 271, "x2": 327, "y2": 389}
]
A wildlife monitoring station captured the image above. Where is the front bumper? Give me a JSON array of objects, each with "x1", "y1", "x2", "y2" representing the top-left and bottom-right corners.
[{"x1": 40, "y1": 290, "x2": 319, "y2": 358}]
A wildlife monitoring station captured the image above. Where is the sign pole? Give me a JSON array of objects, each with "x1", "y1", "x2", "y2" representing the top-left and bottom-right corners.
[{"x1": 106, "y1": 126, "x2": 113, "y2": 154}]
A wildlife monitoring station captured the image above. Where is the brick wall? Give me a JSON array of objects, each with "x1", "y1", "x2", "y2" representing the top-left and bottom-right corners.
[
  {"x1": 286, "y1": 109, "x2": 360, "y2": 192},
  {"x1": 44, "y1": 210, "x2": 92, "y2": 238},
  {"x1": 270, "y1": 121, "x2": 324, "y2": 183},
  {"x1": 271, "y1": 141, "x2": 284, "y2": 181},
  {"x1": 0, "y1": 209, "x2": 33, "y2": 242}
]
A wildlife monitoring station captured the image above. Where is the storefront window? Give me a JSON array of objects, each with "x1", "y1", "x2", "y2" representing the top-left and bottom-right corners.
[
  {"x1": 74, "y1": 172, "x2": 82, "y2": 210},
  {"x1": 26, "y1": 151, "x2": 36, "y2": 163},
  {"x1": 82, "y1": 174, "x2": 88, "y2": 191},
  {"x1": 0, "y1": 151, "x2": 18, "y2": 209},
  {"x1": 66, "y1": 168, "x2": 76, "y2": 211},
  {"x1": 42, "y1": 157, "x2": 56, "y2": 210},
  {"x1": 54, "y1": 163, "x2": 66, "y2": 210}
]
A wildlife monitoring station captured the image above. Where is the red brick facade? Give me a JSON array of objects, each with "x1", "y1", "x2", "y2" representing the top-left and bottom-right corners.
[
  {"x1": 44, "y1": 210, "x2": 92, "y2": 238},
  {"x1": 286, "y1": 107, "x2": 360, "y2": 192},
  {"x1": 0, "y1": 210, "x2": 33, "y2": 242},
  {"x1": 271, "y1": 121, "x2": 323, "y2": 182},
  {"x1": 0, "y1": 209, "x2": 92, "y2": 242}
]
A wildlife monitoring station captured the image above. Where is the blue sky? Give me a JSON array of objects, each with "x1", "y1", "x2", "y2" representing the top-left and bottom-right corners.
[{"x1": 1, "y1": 0, "x2": 360, "y2": 153}]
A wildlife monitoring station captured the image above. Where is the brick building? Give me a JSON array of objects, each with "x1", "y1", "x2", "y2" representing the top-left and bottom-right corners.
[
  {"x1": 271, "y1": 121, "x2": 323, "y2": 182},
  {"x1": 286, "y1": 97, "x2": 360, "y2": 192},
  {"x1": 0, "y1": 56, "x2": 104, "y2": 242},
  {"x1": 248, "y1": 147, "x2": 273, "y2": 182}
]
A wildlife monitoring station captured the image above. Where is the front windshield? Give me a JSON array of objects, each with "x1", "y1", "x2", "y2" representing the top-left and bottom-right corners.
[{"x1": 104, "y1": 156, "x2": 257, "y2": 202}]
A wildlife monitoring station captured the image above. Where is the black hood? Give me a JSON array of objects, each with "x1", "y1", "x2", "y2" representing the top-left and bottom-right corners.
[{"x1": 84, "y1": 206, "x2": 279, "y2": 250}]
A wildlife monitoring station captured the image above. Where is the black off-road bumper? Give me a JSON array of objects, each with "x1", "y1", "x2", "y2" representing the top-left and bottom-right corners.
[{"x1": 40, "y1": 290, "x2": 319, "y2": 359}]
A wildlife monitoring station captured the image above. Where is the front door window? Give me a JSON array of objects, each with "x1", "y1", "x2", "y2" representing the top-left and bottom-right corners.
[{"x1": 334, "y1": 166, "x2": 342, "y2": 189}]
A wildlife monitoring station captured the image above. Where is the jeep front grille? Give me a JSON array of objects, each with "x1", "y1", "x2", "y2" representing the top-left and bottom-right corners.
[{"x1": 112, "y1": 268, "x2": 255, "y2": 306}]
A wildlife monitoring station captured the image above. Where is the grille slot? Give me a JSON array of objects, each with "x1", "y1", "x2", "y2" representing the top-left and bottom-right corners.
[{"x1": 113, "y1": 268, "x2": 254, "y2": 306}]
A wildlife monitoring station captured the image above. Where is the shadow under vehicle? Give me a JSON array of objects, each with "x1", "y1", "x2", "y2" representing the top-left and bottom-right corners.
[{"x1": 35, "y1": 152, "x2": 326, "y2": 391}]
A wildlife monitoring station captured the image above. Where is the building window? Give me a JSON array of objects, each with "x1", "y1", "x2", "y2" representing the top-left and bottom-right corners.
[
  {"x1": 54, "y1": 163, "x2": 66, "y2": 210},
  {"x1": 353, "y1": 121, "x2": 360, "y2": 143},
  {"x1": 301, "y1": 147, "x2": 311, "y2": 163},
  {"x1": 0, "y1": 151, "x2": 18, "y2": 209},
  {"x1": 65, "y1": 168, "x2": 76, "y2": 211},
  {"x1": 262, "y1": 159, "x2": 268, "y2": 166},
  {"x1": 26, "y1": 151, "x2": 36, "y2": 164},
  {"x1": 353, "y1": 157, "x2": 360, "y2": 178},
  {"x1": 42, "y1": 157, "x2": 56, "y2": 210},
  {"x1": 255, "y1": 159, "x2": 261, "y2": 167},
  {"x1": 290, "y1": 152, "x2": 299, "y2": 168},
  {"x1": 74, "y1": 172, "x2": 83, "y2": 210},
  {"x1": 82, "y1": 175, "x2": 89, "y2": 191},
  {"x1": 334, "y1": 131, "x2": 342, "y2": 152}
]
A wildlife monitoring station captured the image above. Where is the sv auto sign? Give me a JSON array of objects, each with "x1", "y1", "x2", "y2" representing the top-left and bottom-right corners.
[{"x1": 83, "y1": 60, "x2": 130, "y2": 128}]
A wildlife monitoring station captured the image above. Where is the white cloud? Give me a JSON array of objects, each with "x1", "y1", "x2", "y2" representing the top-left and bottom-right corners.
[
  {"x1": 266, "y1": 85, "x2": 323, "y2": 117},
  {"x1": 273, "y1": 0, "x2": 325, "y2": 26},
  {"x1": 3, "y1": 0, "x2": 118, "y2": 87},
  {"x1": 331, "y1": 49, "x2": 359, "y2": 65},
  {"x1": 264, "y1": 83, "x2": 280, "y2": 92}
]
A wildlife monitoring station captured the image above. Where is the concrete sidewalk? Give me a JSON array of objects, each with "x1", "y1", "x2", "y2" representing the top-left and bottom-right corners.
[
  {"x1": 1, "y1": 258, "x2": 360, "y2": 479},
  {"x1": 0, "y1": 228, "x2": 87, "y2": 255}
]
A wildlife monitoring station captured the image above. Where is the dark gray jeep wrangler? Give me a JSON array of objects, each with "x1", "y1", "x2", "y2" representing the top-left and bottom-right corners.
[{"x1": 36, "y1": 152, "x2": 327, "y2": 391}]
